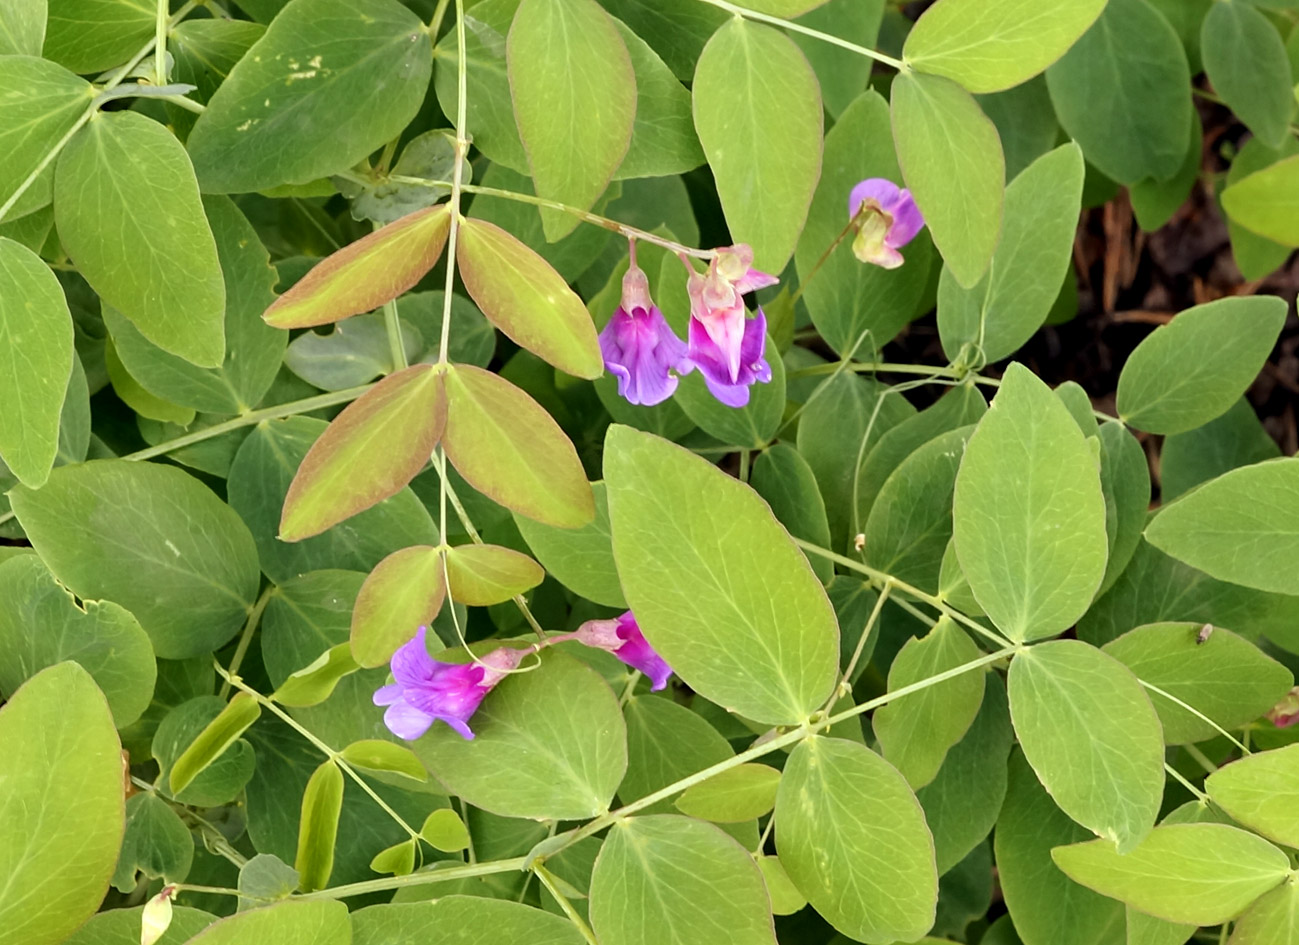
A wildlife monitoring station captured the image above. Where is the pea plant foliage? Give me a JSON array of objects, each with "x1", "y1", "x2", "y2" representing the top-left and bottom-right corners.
[{"x1": 2, "y1": 0, "x2": 1299, "y2": 944}]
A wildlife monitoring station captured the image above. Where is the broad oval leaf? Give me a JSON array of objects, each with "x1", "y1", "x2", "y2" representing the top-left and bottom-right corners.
[
  {"x1": 1145, "y1": 457, "x2": 1299, "y2": 596},
  {"x1": 273, "y1": 642, "x2": 361, "y2": 708},
  {"x1": 350, "y1": 545, "x2": 447, "y2": 668},
  {"x1": 675, "y1": 763, "x2": 781, "y2": 823},
  {"x1": 1117, "y1": 296, "x2": 1287, "y2": 435},
  {"x1": 0, "y1": 0, "x2": 43, "y2": 56},
  {"x1": 1231, "y1": 881, "x2": 1299, "y2": 945},
  {"x1": 0, "y1": 555, "x2": 156, "y2": 728},
  {"x1": 112, "y1": 791, "x2": 192, "y2": 891},
  {"x1": 1201, "y1": 1, "x2": 1293, "y2": 150},
  {"x1": 442, "y1": 364, "x2": 595, "y2": 528},
  {"x1": 353, "y1": 897, "x2": 586, "y2": 945},
  {"x1": 169, "y1": 693, "x2": 262, "y2": 796},
  {"x1": 63, "y1": 905, "x2": 215, "y2": 945},
  {"x1": 10, "y1": 460, "x2": 261, "y2": 659},
  {"x1": 413, "y1": 649, "x2": 626, "y2": 820},
  {"x1": 891, "y1": 70, "x2": 1004, "y2": 289},
  {"x1": 186, "y1": 0, "x2": 432, "y2": 193},
  {"x1": 776, "y1": 736, "x2": 938, "y2": 943},
  {"x1": 295, "y1": 759, "x2": 344, "y2": 892},
  {"x1": 55, "y1": 110, "x2": 225, "y2": 367},
  {"x1": 1044, "y1": 0, "x2": 1191, "y2": 185},
  {"x1": 1161, "y1": 397, "x2": 1281, "y2": 503},
  {"x1": 937, "y1": 142, "x2": 1084, "y2": 364},
  {"x1": 0, "y1": 663, "x2": 124, "y2": 945},
  {"x1": 514, "y1": 481, "x2": 625, "y2": 608},
  {"x1": 751, "y1": 444, "x2": 833, "y2": 584},
  {"x1": 444, "y1": 543, "x2": 544, "y2": 606},
  {"x1": 0, "y1": 237, "x2": 73, "y2": 487},
  {"x1": 456, "y1": 217, "x2": 602, "y2": 378},
  {"x1": 1206, "y1": 743, "x2": 1299, "y2": 849},
  {"x1": 590, "y1": 815, "x2": 778, "y2": 945},
  {"x1": 1052, "y1": 824, "x2": 1290, "y2": 926},
  {"x1": 904, "y1": 0, "x2": 1107, "y2": 93},
  {"x1": 613, "y1": 18, "x2": 705, "y2": 180},
  {"x1": 0, "y1": 57, "x2": 92, "y2": 221},
  {"x1": 1104, "y1": 622, "x2": 1293, "y2": 745},
  {"x1": 263, "y1": 206, "x2": 451, "y2": 329},
  {"x1": 953, "y1": 363, "x2": 1108, "y2": 641},
  {"x1": 420, "y1": 808, "x2": 470, "y2": 851},
  {"x1": 693, "y1": 18, "x2": 823, "y2": 274},
  {"x1": 1008, "y1": 640, "x2": 1165, "y2": 852},
  {"x1": 506, "y1": 0, "x2": 636, "y2": 241},
  {"x1": 604, "y1": 424, "x2": 839, "y2": 725},
  {"x1": 183, "y1": 900, "x2": 349, "y2": 945},
  {"x1": 280, "y1": 365, "x2": 447, "y2": 540},
  {"x1": 1096, "y1": 420, "x2": 1150, "y2": 596},
  {"x1": 1222, "y1": 153, "x2": 1299, "y2": 247},
  {"x1": 42, "y1": 0, "x2": 153, "y2": 72}
]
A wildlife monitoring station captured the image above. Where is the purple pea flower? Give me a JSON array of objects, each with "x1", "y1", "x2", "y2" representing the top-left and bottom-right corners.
[
  {"x1": 847, "y1": 178, "x2": 925, "y2": 270},
  {"x1": 571, "y1": 611, "x2": 673, "y2": 691},
  {"x1": 372, "y1": 627, "x2": 526, "y2": 741},
  {"x1": 684, "y1": 244, "x2": 777, "y2": 407},
  {"x1": 599, "y1": 251, "x2": 690, "y2": 406},
  {"x1": 687, "y1": 307, "x2": 772, "y2": 408}
]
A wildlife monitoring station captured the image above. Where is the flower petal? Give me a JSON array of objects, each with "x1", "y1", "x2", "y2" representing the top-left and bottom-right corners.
[
  {"x1": 885, "y1": 189, "x2": 925, "y2": 248},
  {"x1": 383, "y1": 698, "x2": 436, "y2": 741},
  {"x1": 389, "y1": 626, "x2": 437, "y2": 688},
  {"x1": 848, "y1": 178, "x2": 903, "y2": 220}
]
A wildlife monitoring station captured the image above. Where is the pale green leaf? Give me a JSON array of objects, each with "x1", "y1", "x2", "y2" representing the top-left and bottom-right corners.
[
  {"x1": 169, "y1": 692, "x2": 261, "y2": 796},
  {"x1": 339, "y1": 740, "x2": 427, "y2": 783},
  {"x1": 43, "y1": 0, "x2": 152, "y2": 72},
  {"x1": 1222, "y1": 152, "x2": 1299, "y2": 248},
  {"x1": 791, "y1": 0, "x2": 882, "y2": 120},
  {"x1": 675, "y1": 763, "x2": 781, "y2": 823},
  {"x1": 1096, "y1": 419, "x2": 1151, "y2": 596},
  {"x1": 0, "y1": 0, "x2": 45, "y2": 55},
  {"x1": 1161, "y1": 398, "x2": 1281, "y2": 502},
  {"x1": 295, "y1": 759, "x2": 344, "y2": 892},
  {"x1": 350, "y1": 546, "x2": 446, "y2": 668},
  {"x1": 353, "y1": 897, "x2": 587, "y2": 945},
  {"x1": 444, "y1": 543, "x2": 543, "y2": 606},
  {"x1": 514, "y1": 481, "x2": 626, "y2": 609},
  {"x1": 0, "y1": 57, "x2": 91, "y2": 221},
  {"x1": 273, "y1": 643, "x2": 361, "y2": 708},
  {"x1": 751, "y1": 444, "x2": 834, "y2": 584},
  {"x1": 1206, "y1": 743, "x2": 1299, "y2": 849},
  {"x1": 1202, "y1": 1, "x2": 1293, "y2": 149},
  {"x1": 421, "y1": 808, "x2": 470, "y2": 852},
  {"x1": 62, "y1": 905, "x2": 214, "y2": 945},
  {"x1": 1231, "y1": 881, "x2": 1299, "y2": 945},
  {"x1": 181, "y1": 900, "x2": 349, "y2": 945}
]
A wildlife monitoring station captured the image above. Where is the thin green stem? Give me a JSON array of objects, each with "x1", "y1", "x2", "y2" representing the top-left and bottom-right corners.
[
  {"x1": 175, "y1": 884, "x2": 241, "y2": 898},
  {"x1": 382, "y1": 297, "x2": 408, "y2": 370},
  {"x1": 738, "y1": 449, "x2": 750, "y2": 483},
  {"x1": 535, "y1": 865, "x2": 600, "y2": 945},
  {"x1": 1184, "y1": 742, "x2": 1221, "y2": 775},
  {"x1": 696, "y1": 0, "x2": 906, "y2": 70},
  {"x1": 427, "y1": 0, "x2": 453, "y2": 37},
  {"x1": 1164, "y1": 763, "x2": 1209, "y2": 803},
  {"x1": 829, "y1": 579, "x2": 892, "y2": 710},
  {"x1": 458, "y1": 797, "x2": 477, "y2": 865},
  {"x1": 789, "y1": 209, "x2": 863, "y2": 309},
  {"x1": 219, "y1": 585, "x2": 274, "y2": 699},
  {"x1": 154, "y1": 0, "x2": 168, "y2": 86},
  {"x1": 752, "y1": 814, "x2": 775, "y2": 856},
  {"x1": 1140, "y1": 680, "x2": 1250, "y2": 755},
  {"x1": 300, "y1": 856, "x2": 528, "y2": 899},
  {"x1": 618, "y1": 670, "x2": 642, "y2": 707}
]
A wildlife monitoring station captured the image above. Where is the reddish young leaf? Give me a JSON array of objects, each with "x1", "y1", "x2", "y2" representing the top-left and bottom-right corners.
[
  {"x1": 264, "y1": 205, "x2": 451, "y2": 328},
  {"x1": 442, "y1": 364, "x2": 595, "y2": 528},
  {"x1": 350, "y1": 545, "x2": 447, "y2": 668},
  {"x1": 456, "y1": 217, "x2": 603, "y2": 379},
  {"x1": 445, "y1": 543, "x2": 545, "y2": 606},
  {"x1": 280, "y1": 364, "x2": 446, "y2": 541}
]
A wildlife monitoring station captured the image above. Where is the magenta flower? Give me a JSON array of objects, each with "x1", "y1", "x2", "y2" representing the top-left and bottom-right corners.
[
  {"x1": 687, "y1": 307, "x2": 771, "y2": 408},
  {"x1": 600, "y1": 253, "x2": 690, "y2": 406},
  {"x1": 684, "y1": 244, "x2": 776, "y2": 407},
  {"x1": 1268, "y1": 687, "x2": 1299, "y2": 728},
  {"x1": 847, "y1": 179, "x2": 925, "y2": 270},
  {"x1": 372, "y1": 627, "x2": 526, "y2": 740},
  {"x1": 572, "y1": 612, "x2": 673, "y2": 691}
]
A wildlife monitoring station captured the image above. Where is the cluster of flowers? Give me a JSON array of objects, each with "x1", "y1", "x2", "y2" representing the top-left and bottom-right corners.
[
  {"x1": 374, "y1": 612, "x2": 670, "y2": 740},
  {"x1": 599, "y1": 178, "x2": 923, "y2": 410}
]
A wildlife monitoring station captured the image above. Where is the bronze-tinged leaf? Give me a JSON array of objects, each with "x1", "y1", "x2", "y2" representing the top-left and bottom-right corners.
[
  {"x1": 445, "y1": 543, "x2": 545, "y2": 606},
  {"x1": 456, "y1": 217, "x2": 603, "y2": 378},
  {"x1": 350, "y1": 545, "x2": 447, "y2": 668},
  {"x1": 263, "y1": 205, "x2": 451, "y2": 328},
  {"x1": 280, "y1": 365, "x2": 446, "y2": 541},
  {"x1": 442, "y1": 364, "x2": 595, "y2": 528}
]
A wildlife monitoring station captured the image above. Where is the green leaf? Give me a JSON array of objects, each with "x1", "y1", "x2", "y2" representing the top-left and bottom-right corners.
[
  {"x1": 874, "y1": 616, "x2": 986, "y2": 789},
  {"x1": 675, "y1": 763, "x2": 781, "y2": 823},
  {"x1": 1146, "y1": 458, "x2": 1299, "y2": 596},
  {"x1": 0, "y1": 0, "x2": 45, "y2": 55},
  {"x1": 280, "y1": 365, "x2": 447, "y2": 540},
  {"x1": 514, "y1": 481, "x2": 625, "y2": 609},
  {"x1": 598, "y1": 0, "x2": 724, "y2": 81},
  {"x1": 1008, "y1": 640, "x2": 1165, "y2": 851},
  {"x1": 181, "y1": 901, "x2": 349, "y2": 945},
  {"x1": 186, "y1": 0, "x2": 432, "y2": 193},
  {"x1": 1206, "y1": 743, "x2": 1299, "y2": 848},
  {"x1": 1231, "y1": 881, "x2": 1299, "y2": 945},
  {"x1": 445, "y1": 543, "x2": 544, "y2": 606},
  {"x1": 0, "y1": 662, "x2": 125, "y2": 945},
  {"x1": 1130, "y1": 110, "x2": 1203, "y2": 233},
  {"x1": 284, "y1": 313, "x2": 418, "y2": 390},
  {"x1": 264, "y1": 206, "x2": 451, "y2": 329},
  {"x1": 0, "y1": 554, "x2": 155, "y2": 728},
  {"x1": 43, "y1": 0, "x2": 152, "y2": 72},
  {"x1": 369, "y1": 838, "x2": 416, "y2": 876},
  {"x1": 953, "y1": 364, "x2": 1108, "y2": 641},
  {"x1": 751, "y1": 445, "x2": 834, "y2": 584},
  {"x1": 590, "y1": 815, "x2": 778, "y2": 945},
  {"x1": 154, "y1": 697, "x2": 255, "y2": 806},
  {"x1": 228, "y1": 418, "x2": 438, "y2": 585},
  {"x1": 413, "y1": 649, "x2": 626, "y2": 820},
  {"x1": 237, "y1": 854, "x2": 299, "y2": 912},
  {"x1": 337, "y1": 130, "x2": 466, "y2": 225},
  {"x1": 63, "y1": 905, "x2": 214, "y2": 945},
  {"x1": 1052, "y1": 824, "x2": 1290, "y2": 926},
  {"x1": 103, "y1": 197, "x2": 284, "y2": 414},
  {"x1": 891, "y1": 70, "x2": 1004, "y2": 289},
  {"x1": 353, "y1": 897, "x2": 588, "y2": 945},
  {"x1": 1222, "y1": 152, "x2": 1299, "y2": 248},
  {"x1": 295, "y1": 759, "x2": 344, "y2": 892},
  {"x1": 693, "y1": 18, "x2": 823, "y2": 273},
  {"x1": 1117, "y1": 296, "x2": 1286, "y2": 435},
  {"x1": 674, "y1": 333, "x2": 786, "y2": 448},
  {"x1": 350, "y1": 546, "x2": 446, "y2": 668},
  {"x1": 340, "y1": 740, "x2": 428, "y2": 783},
  {"x1": 794, "y1": 90, "x2": 935, "y2": 358},
  {"x1": 104, "y1": 337, "x2": 196, "y2": 426},
  {"x1": 169, "y1": 692, "x2": 262, "y2": 795},
  {"x1": 1104, "y1": 622, "x2": 1293, "y2": 745},
  {"x1": 10, "y1": 460, "x2": 261, "y2": 659},
  {"x1": 55, "y1": 111, "x2": 225, "y2": 368},
  {"x1": 443, "y1": 364, "x2": 594, "y2": 529},
  {"x1": 0, "y1": 238, "x2": 71, "y2": 487},
  {"x1": 756, "y1": 855, "x2": 807, "y2": 916},
  {"x1": 776, "y1": 736, "x2": 937, "y2": 943},
  {"x1": 273, "y1": 642, "x2": 361, "y2": 707},
  {"x1": 421, "y1": 808, "x2": 471, "y2": 852},
  {"x1": 904, "y1": 0, "x2": 1106, "y2": 93},
  {"x1": 791, "y1": 0, "x2": 882, "y2": 120},
  {"x1": 111, "y1": 793, "x2": 193, "y2": 892},
  {"x1": 0, "y1": 57, "x2": 91, "y2": 223},
  {"x1": 994, "y1": 751, "x2": 1126, "y2": 945},
  {"x1": 612, "y1": 18, "x2": 705, "y2": 179},
  {"x1": 1096, "y1": 420, "x2": 1151, "y2": 596},
  {"x1": 605, "y1": 425, "x2": 839, "y2": 725},
  {"x1": 1044, "y1": 0, "x2": 1192, "y2": 185},
  {"x1": 1161, "y1": 398, "x2": 1281, "y2": 502},
  {"x1": 507, "y1": 0, "x2": 636, "y2": 241},
  {"x1": 937, "y1": 142, "x2": 1084, "y2": 364},
  {"x1": 1201, "y1": 1, "x2": 1293, "y2": 149},
  {"x1": 456, "y1": 217, "x2": 602, "y2": 378}
]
